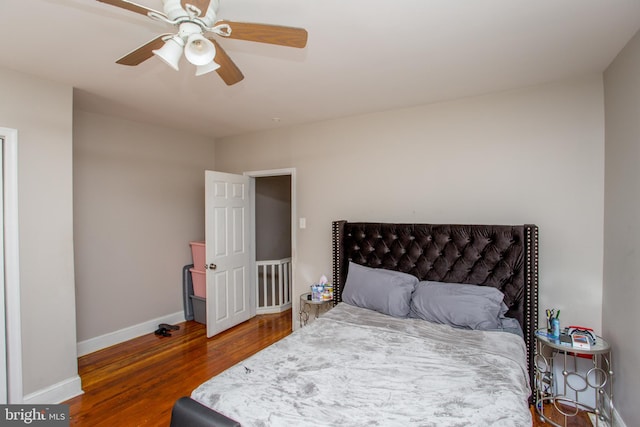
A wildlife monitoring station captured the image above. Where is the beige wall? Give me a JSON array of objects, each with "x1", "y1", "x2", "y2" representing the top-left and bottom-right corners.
[
  {"x1": 0, "y1": 68, "x2": 79, "y2": 399},
  {"x1": 0, "y1": 62, "x2": 618, "y2": 414},
  {"x1": 73, "y1": 110, "x2": 215, "y2": 342},
  {"x1": 603, "y1": 29, "x2": 640, "y2": 427},
  {"x1": 216, "y1": 75, "x2": 606, "y2": 333}
]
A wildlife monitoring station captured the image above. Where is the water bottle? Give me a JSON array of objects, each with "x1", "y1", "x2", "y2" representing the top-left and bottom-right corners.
[{"x1": 551, "y1": 317, "x2": 560, "y2": 339}]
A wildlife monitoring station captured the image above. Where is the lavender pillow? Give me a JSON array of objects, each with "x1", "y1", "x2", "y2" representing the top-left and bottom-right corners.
[
  {"x1": 342, "y1": 262, "x2": 418, "y2": 318},
  {"x1": 409, "y1": 281, "x2": 508, "y2": 330}
]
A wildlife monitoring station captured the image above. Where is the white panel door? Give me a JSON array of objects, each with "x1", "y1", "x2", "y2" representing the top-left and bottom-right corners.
[{"x1": 205, "y1": 171, "x2": 255, "y2": 337}]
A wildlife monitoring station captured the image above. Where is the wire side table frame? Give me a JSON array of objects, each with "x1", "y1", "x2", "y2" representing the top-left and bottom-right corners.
[
  {"x1": 534, "y1": 329, "x2": 613, "y2": 427},
  {"x1": 298, "y1": 292, "x2": 333, "y2": 327}
]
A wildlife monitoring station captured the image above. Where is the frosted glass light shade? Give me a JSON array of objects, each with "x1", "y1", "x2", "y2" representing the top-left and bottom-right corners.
[
  {"x1": 152, "y1": 37, "x2": 183, "y2": 71},
  {"x1": 184, "y1": 34, "x2": 216, "y2": 66},
  {"x1": 195, "y1": 60, "x2": 221, "y2": 76}
]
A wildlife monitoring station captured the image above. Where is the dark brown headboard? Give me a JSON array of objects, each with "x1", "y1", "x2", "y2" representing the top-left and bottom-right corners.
[{"x1": 332, "y1": 221, "x2": 539, "y2": 386}]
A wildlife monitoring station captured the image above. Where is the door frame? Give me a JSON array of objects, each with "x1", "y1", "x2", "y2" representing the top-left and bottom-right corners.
[
  {"x1": 0, "y1": 127, "x2": 23, "y2": 403},
  {"x1": 244, "y1": 168, "x2": 296, "y2": 323}
]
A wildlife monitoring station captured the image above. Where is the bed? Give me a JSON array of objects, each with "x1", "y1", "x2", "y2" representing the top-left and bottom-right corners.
[{"x1": 172, "y1": 221, "x2": 539, "y2": 427}]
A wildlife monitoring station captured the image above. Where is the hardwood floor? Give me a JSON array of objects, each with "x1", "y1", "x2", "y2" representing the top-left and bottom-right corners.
[
  {"x1": 65, "y1": 310, "x2": 292, "y2": 426},
  {"x1": 531, "y1": 403, "x2": 595, "y2": 427},
  {"x1": 65, "y1": 310, "x2": 592, "y2": 426}
]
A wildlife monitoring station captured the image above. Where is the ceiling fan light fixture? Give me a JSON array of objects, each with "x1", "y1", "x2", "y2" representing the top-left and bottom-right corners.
[
  {"x1": 100, "y1": 0, "x2": 307, "y2": 86},
  {"x1": 195, "y1": 60, "x2": 221, "y2": 76},
  {"x1": 184, "y1": 34, "x2": 216, "y2": 66},
  {"x1": 152, "y1": 36, "x2": 184, "y2": 71}
]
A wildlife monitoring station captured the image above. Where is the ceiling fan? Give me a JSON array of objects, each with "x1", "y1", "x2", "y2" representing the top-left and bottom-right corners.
[{"x1": 97, "y1": 0, "x2": 308, "y2": 85}]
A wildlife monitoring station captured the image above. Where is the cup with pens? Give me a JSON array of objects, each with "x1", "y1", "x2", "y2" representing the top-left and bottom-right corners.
[{"x1": 546, "y1": 309, "x2": 561, "y2": 339}]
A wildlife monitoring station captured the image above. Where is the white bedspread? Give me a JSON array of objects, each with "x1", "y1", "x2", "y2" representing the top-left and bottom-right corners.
[{"x1": 192, "y1": 303, "x2": 532, "y2": 426}]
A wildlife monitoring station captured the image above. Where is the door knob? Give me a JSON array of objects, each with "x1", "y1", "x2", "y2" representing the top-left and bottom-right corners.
[{"x1": 206, "y1": 263, "x2": 217, "y2": 270}]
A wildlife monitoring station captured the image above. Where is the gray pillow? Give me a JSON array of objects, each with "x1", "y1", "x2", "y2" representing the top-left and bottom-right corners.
[
  {"x1": 342, "y1": 262, "x2": 418, "y2": 318},
  {"x1": 409, "y1": 281, "x2": 508, "y2": 330}
]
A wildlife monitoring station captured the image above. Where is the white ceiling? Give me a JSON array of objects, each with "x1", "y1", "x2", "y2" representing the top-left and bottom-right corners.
[{"x1": 1, "y1": 0, "x2": 639, "y2": 139}]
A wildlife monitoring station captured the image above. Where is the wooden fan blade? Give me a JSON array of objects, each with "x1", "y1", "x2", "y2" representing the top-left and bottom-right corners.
[
  {"x1": 116, "y1": 35, "x2": 170, "y2": 66},
  {"x1": 216, "y1": 21, "x2": 308, "y2": 48},
  {"x1": 181, "y1": 0, "x2": 211, "y2": 17},
  {"x1": 208, "y1": 38, "x2": 244, "y2": 85},
  {"x1": 97, "y1": 0, "x2": 166, "y2": 18}
]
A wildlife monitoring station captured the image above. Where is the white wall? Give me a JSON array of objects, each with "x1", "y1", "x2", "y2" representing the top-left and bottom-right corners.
[
  {"x1": 0, "y1": 67, "x2": 79, "y2": 400},
  {"x1": 603, "y1": 29, "x2": 640, "y2": 427},
  {"x1": 215, "y1": 75, "x2": 605, "y2": 332},
  {"x1": 73, "y1": 110, "x2": 216, "y2": 343}
]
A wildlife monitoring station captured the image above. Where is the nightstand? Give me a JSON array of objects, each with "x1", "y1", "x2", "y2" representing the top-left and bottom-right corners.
[
  {"x1": 534, "y1": 329, "x2": 613, "y2": 427},
  {"x1": 298, "y1": 292, "x2": 333, "y2": 327}
]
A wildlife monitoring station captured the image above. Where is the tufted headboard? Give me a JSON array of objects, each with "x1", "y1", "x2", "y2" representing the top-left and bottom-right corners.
[{"x1": 332, "y1": 221, "x2": 539, "y2": 386}]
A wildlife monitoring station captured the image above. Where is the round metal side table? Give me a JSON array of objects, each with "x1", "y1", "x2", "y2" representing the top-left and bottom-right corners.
[
  {"x1": 298, "y1": 293, "x2": 333, "y2": 327},
  {"x1": 534, "y1": 329, "x2": 613, "y2": 427}
]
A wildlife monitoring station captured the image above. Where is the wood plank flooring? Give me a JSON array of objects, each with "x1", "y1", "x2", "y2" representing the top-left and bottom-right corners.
[
  {"x1": 65, "y1": 310, "x2": 592, "y2": 426},
  {"x1": 65, "y1": 310, "x2": 292, "y2": 426}
]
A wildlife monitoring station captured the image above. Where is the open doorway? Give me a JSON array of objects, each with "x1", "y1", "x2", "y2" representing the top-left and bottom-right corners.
[
  {"x1": 255, "y1": 175, "x2": 292, "y2": 313},
  {"x1": 201, "y1": 169, "x2": 295, "y2": 336},
  {"x1": 246, "y1": 169, "x2": 295, "y2": 315}
]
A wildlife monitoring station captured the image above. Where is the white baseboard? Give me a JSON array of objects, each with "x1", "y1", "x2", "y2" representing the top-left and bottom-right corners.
[
  {"x1": 76, "y1": 311, "x2": 185, "y2": 357},
  {"x1": 23, "y1": 375, "x2": 83, "y2": 404},
  {"x1": 612, "y1": 406, "x2": 627, "y2": 427},
  {"x1": 598, "y1": 392, "x2": 627, "y2": 427},
  {"x1": 21, "y1": 312, "x2": 187, "y2": 406},
  {"x1": 256, "y1": 302, "x2": 292, "y2": 315}
]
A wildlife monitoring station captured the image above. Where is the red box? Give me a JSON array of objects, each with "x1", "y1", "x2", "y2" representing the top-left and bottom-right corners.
[
  {"x1": 190, "y1": 268, "x2": 206, "y2": 298},
  {"x1": 190, "y1": 241, "x2": 206, "y2": 271}
]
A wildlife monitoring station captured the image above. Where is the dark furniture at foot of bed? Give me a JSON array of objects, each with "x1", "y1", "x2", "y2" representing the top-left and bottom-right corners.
[
  {"x1": 170, "y1": 396, "x2": 240, "y2": 427},
  {"x1": 331, "y1": 221, "x2": 539, "y2": 385}
]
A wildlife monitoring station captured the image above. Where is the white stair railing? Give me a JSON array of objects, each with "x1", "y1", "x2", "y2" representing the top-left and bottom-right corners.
[{"x1": 256, "y1": 258, "x2": 292, "y2": 314}]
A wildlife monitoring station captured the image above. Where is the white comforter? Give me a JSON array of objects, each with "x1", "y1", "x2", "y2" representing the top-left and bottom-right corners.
[{"x1": 192, "y1": 303, "x2": 532, "y2": 426}]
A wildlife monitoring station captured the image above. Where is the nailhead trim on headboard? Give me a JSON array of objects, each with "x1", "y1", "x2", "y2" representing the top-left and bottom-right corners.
[
  {"x1": 524, "y1": 224, "x2": 539, "y2": 390},
  {"x1": 331, "y1": 220, "x2": 345, "y2": 306}
]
